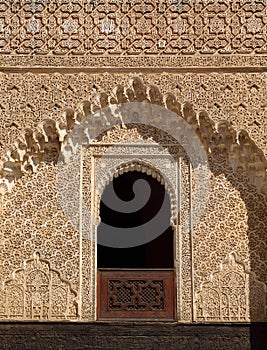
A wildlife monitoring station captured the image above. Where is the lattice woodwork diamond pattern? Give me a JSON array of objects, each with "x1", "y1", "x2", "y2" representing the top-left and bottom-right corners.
[
  {"x1": 108, "y1": 279, "x2": 165, "y2": 311},
  {"x1": 98, "y1": 269, "x2": 175, "y2": 320}
]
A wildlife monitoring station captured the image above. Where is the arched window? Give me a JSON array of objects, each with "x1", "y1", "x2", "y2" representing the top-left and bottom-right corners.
[{"x1": 97, "y1": 170, "x2": 175, "y2": 320}]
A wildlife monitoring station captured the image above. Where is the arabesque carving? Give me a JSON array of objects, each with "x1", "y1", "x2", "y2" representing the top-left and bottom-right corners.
[
  {"x1": 0, "y1": 73, "x2": 265, "y2": 323},
  {"x1": 195, "y1": 253, "x2": 267, "y2": 322},
  {"x1": 0, "y1": 252, "x2": 78, "y2": 320},
  {"x1": 0, "y1": 77, "x2": 266, "y2": 202},
  {"x1": 0, "y1": 0, "x2": 265, "y2": 335},
  {"x1": 0, "y1": 0, "x2": 266, "y2": 57}
]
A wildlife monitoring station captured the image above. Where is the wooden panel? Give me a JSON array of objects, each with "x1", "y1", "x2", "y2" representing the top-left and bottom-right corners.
[{"x1": 98, "y1": 269, "x2": 175, "y2": 320}]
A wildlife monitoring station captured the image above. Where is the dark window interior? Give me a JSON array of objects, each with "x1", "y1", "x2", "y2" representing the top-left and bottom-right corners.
[{"x1": 97, "y1": 171, "x2": 174, "y2": 268}]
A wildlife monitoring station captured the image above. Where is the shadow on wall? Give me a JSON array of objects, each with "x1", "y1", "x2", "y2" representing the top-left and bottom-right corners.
[
  {"x1": 209, "y1": 152, "x2": 267, "y2": 323},
  {"x1": 0, "y1": 78, "x2": 266, "y2": 324}
]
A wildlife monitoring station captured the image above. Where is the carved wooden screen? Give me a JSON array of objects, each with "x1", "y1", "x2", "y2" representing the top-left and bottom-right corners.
[{"x1": 98, "y1": 269, "x2": 175, "y2": 320}]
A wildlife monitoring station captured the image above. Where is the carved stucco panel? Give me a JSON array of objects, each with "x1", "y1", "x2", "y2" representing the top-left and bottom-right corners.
[
  {"x1": 0, "y1": 252, "x2": 78, "y2": 321},
  {"x1": 195, "y1": 253, "x2": 266, "y2": 322},
  {"x1": 0, "y1": 78, "x2": 265, "y2": 322},
  {"x1": 0, "y1": 1, "x2": 266, "y2": 57},
  {"x1": 0, "y1": 163, "x2": 80, "y2": 320},
  {"x1": 0, "y1": 72, "x2": 266, "y2": 164}
]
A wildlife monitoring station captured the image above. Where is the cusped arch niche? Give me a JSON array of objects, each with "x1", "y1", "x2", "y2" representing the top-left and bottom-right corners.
[
  {"x1": 0, "y1": 252, "x2": 78, "y2": 320},
  {"x1": 95, "y1": 160, "x2": 178, "y2": 225},
  {"x1": 195, "y1": 253, "x2": 266, "y2": 322},
  {"x1": 0, "y1": 77, "x2": 266, "y2": 322}
]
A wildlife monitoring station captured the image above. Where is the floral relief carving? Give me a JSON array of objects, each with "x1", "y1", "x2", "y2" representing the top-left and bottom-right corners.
[
  {"x1": 195, "y1": 253, "x2": 266, "y2": 322},
  {"x1": 0, "y1": 114, "x2": 265, "y2": 322},
  {"x1": 0, "y1": 252, "x2": 78, "y2": 320},
  {"x1": 0, "y1": 15, "x2": 265, "y2": 325},
  {"x1": 0, "y1": 77, "x2": 266, "y2": 202}
]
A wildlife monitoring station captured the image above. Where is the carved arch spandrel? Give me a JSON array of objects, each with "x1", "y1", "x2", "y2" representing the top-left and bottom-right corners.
[
  {"x1": 0, "y1": 77, "x2": 265, "y2": 323},
  {"x1": 195, "y1": 252, "x2": 267, "y2": 323},
  {"x1": 0, "y1": 77, "x2": 266, "y2": 199},
  {"x1": 0, "y1": 252, "x2": 78, "y2": 321}
]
